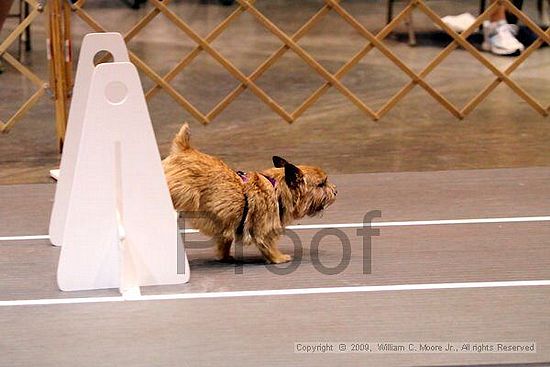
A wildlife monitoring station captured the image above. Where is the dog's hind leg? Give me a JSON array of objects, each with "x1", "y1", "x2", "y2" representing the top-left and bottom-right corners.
[
  {"x1": 256, "y1": 240, "x2": 291, "y2": 264},
  {"x1": 215, "y1": 235, "x2": 234, "y2": 262}
]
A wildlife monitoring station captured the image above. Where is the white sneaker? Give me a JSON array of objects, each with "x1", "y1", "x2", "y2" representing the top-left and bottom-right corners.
[
  {"x1": 441, "y1": 13, "x2": 476, "y2": 33},
  {"x1": 482, "y1": 20, "x2": 525, "y2": 56}
]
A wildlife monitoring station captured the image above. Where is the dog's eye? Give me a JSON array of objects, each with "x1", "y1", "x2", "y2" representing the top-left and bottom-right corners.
[{"x1": 317, "y1": 180, "x2": 326, "y2": 187}]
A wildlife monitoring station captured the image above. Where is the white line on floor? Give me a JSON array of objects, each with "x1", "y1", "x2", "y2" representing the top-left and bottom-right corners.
[
  {"x1": 1, "y1": 279, "x2": 549, "y2": 307},
  {"x1": 2, "y1": 215, "x2": 550, "y2": 242},
  {"x1": 284, "y1": 216, "x2": 550, "y2": 230},
  {"x1": 0, "y1": 235, "x2": 50, "y2": 241}
]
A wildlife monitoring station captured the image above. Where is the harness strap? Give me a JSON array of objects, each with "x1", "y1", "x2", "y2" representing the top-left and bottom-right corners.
[{"x1": 236, "y1": 193, "x2": 248, "y2": 236}]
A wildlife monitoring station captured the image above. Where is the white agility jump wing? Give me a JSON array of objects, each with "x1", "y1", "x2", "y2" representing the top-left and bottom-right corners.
[
  {"x1": 50, "y1": 33, "x2": 129, "y2": 247},
  {"x1": 56, "y1": 61, "x2": 189, "y2": 292}
]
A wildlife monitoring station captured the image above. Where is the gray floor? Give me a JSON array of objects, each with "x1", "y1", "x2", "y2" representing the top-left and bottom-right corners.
[
  {"x1": 2, "y1": 287, "x2": 549, "y2": 367},
  {"x1": 1, "y1": 1, "x2": 550, "y2": 366},
  {"x1": 1, "y1": 168, "x2": 550, "y2": 366}
]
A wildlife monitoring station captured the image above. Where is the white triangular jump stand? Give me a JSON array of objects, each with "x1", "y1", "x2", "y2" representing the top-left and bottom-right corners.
[
  {"x1": 50, "y1": 32, "x2": 130, "y2": 247},
  {"x1": 51, "y1": 33, "x2": 189, "y2": 293}
]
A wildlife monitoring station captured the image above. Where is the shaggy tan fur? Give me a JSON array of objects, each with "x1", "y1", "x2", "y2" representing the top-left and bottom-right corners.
[{"x1": 163, "y1": 123, "x2": 337, "y2": 263}]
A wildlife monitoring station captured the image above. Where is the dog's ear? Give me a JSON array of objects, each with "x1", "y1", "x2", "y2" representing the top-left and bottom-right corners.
[
  {"x1": 273, "y1": 156, "x2": 303, "y2": 187},
  {"x1": 284, "y1": 162, "x2": 304, "y2": 188},
  {"x1": 272, "y1": 156, "x2": 288, "y2": 168}
]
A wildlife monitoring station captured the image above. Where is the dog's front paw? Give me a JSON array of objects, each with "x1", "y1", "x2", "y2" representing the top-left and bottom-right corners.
[{"x1": 270, "y1": 254, "x2": 292, "y2": 264}]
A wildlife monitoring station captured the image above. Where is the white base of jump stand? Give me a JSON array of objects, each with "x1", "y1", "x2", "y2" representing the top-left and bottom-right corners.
[
  {"x1": 50, "y1": 33, "x2": 189, "y2": 293},
  {"x1": 115, "y1": 211, "x2": 190, "y2": 297},
  {"x1": 50, "y1": 169, "x2": 60, "y2": 181}
]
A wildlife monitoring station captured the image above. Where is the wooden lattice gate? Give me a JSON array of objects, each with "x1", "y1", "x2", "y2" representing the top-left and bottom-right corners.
[{"x1": 0, "y1": 0, "x2": 549, "y2": 149}]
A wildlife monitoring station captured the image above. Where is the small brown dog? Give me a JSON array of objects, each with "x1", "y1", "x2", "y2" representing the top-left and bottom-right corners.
[{"x1": 163, "y1": 123, "x2": 337, "y2": 264}]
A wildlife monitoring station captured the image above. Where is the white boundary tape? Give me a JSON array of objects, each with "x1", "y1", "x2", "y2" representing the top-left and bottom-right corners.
[
  {"x1": 0, "y1": 235, "x2": 50, "y2": 241},
  {"x1": 1, "y1": 279, "x2": 550, "y2": 307},
  {"x1": 2, "y1": 215, "x2": 550, "y2": 242},
  {"x1": 285, "y1": 215, "x2": 550, "y2": 229}
]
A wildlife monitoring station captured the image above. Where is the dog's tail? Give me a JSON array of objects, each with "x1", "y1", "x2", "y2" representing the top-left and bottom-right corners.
[{"x1": 172, "y1": 123, "x2": 191, "y2": 152}]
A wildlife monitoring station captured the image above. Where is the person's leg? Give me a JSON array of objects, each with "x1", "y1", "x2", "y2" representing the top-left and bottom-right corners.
[
  {"x1": 490, "y1": 1, "x2": 507, "y2": 22},
  {"x1": 0, "y1": 0, "x2": 15, "y2": 32},
  {"x1": 505, "y1": 0, "x2": 524, "y2": 24}
]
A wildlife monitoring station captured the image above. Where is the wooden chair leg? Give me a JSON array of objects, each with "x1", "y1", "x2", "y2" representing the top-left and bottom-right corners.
[
  {"x1": 406, "y1": 11, "x2": 416, "y2": 46},
  {"x1": 541, "y1": 0, "x2": 550, "y2": 26},
  {"x1": 17, "y1": 0, "x2": 23, "y2": 59},
  {"x1": 387, "y1": 0, "x2": 394, "y2": 24},
  {"x1": 24, "y1": 1, "x2": 31, "y2": 52},
  {"x1": 387, "y1": 0, "x2": 415, "y2": 46},
  {"x1": 11, "y1": 0, "x2": 31, "y2": 60}
]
